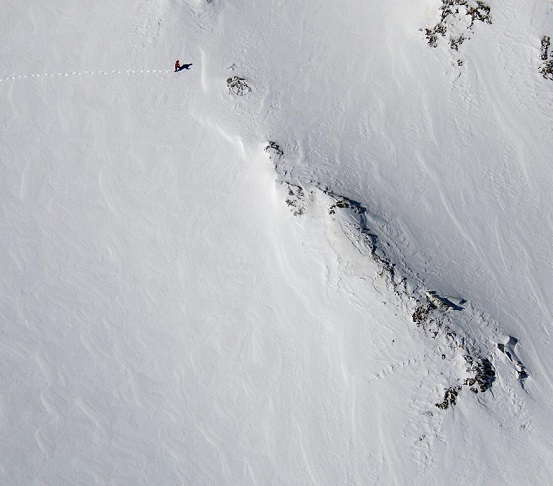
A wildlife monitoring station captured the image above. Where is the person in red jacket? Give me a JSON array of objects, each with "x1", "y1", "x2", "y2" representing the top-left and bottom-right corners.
[{"x1": 174, "y1": 59, "x2": 180, "y2": 72}]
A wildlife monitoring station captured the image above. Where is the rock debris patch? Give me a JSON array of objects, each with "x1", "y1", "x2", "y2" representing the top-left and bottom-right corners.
[{"x1": 227, "y1": 75, "x2": 251, "y2": 95}]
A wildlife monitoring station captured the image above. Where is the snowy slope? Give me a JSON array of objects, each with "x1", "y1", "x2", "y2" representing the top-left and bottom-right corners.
[{"x1": 2, "y1": 0, "x2": 553, "y2": 484}]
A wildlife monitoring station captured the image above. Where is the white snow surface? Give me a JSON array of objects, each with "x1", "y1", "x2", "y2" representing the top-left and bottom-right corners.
[{"x1": 2, "y1": 0, "x2": 553, "y2": 484}]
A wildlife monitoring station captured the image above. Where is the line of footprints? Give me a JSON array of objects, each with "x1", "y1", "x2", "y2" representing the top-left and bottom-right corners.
[{"x1": 0, "y1": 69, "x2": 172, "y2": 83}]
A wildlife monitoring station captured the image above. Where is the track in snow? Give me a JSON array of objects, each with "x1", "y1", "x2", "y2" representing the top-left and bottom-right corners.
[{"x1": 0, "y1": 69, "x2": 172, "y2": 83}]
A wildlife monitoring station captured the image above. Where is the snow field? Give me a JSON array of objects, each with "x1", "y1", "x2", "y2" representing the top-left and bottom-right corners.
[
  {"x1": 0, "y1": 68, "x2": 450, "y2": 482},
  {"x1": 2, "y1": 0, "x2": 553, "y2": 484}
]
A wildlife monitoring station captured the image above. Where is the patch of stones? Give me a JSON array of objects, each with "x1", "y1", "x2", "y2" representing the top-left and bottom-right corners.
[
  {"x1": 264, "y1": 142, "x2": 306, "y2": 216},
  {"x1": 424, "y1": 0, "x2": 492, "y2": 51},
  {"x1": 539, "y1": 36, "x2": 553, "y2": 80},
  {"x1": 284, "y1": 183, "x2": 306, "y2": 216},
  {"x1": 227, "y1": 76, "x2": 251, "y2": 96}
]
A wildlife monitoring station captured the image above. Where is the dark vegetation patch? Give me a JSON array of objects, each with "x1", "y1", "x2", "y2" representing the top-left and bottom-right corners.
[
  {"x1": 539, "y1": 36, "x2": 553, "y2": 80},
  {"x1": 436, "y1": 386, "x2": 462, "y2": 410},
  {"x1": 426, "y1": 23, "x2": 447, "y2": 49},
  {"x1": 450, "y1": 34, "x2": 466, "y2": 51},
  {"x1": 412, "y1": 304, "x2": 431, "y2": 325},
  {"x1": 424, "y1": 0, "x2": 491, "y2": 50},
  {"x1": 463, "y1": 355, "x2": 495, "y2": 393},
  {"x1": 466, "y1": 1, "x2": 491, "y2": 25}
]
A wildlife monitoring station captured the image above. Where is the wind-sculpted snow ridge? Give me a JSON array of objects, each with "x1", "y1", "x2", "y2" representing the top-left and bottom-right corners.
[
  {"x1": 265, "y1": 142, "x2": 526, "y2": 411},
  {"x1": 498, "y1": 336, "x2": 529, "y2": 385}
]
